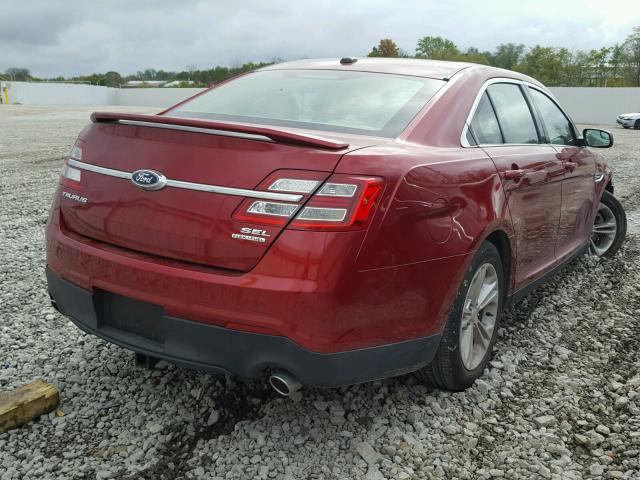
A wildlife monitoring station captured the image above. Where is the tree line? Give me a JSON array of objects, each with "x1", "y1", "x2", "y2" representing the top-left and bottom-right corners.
[
  {"x1": 0, "y1": 62, "x2": 273, "y2": 88},
  {"x1": 368, "y1": 27, "x2": 640, "y2": 87},
  {"x1": 2, "y1": 26, "x2": 639, "y2": 87}
]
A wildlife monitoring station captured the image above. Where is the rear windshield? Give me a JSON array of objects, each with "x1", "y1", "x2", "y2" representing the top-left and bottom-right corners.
[{"x1": 166, "y1": 69, "x2": 445, "y2": 138}]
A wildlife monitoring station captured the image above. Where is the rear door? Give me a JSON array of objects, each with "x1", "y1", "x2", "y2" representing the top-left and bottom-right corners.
[
  {"x1": 527, "y1": 87, "x2": 596, "y2": 260},
  {"x1": 467, "y1": 82, "x2": 564, "y2": 288}
]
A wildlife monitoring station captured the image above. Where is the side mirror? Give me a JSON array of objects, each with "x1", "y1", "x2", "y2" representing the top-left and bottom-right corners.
[{"x1": 583, "y1": 128, "x2": 613, "y2": 148}]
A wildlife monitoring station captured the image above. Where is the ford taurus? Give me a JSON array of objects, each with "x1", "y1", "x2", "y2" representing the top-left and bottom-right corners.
[{"x1": 46, "y1": 58, "x2": 627, "y2": 394}]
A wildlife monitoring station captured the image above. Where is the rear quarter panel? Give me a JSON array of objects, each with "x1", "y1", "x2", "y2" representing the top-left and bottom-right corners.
[
  {"x1": 336, "y1": 143, "x2": 515, "y2": 332},
  {"x1": 339, "y1": 144, "x2": 513, "y2": 265}
]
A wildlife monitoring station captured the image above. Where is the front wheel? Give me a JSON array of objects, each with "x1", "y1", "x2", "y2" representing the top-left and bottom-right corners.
[
  {"x1": 416, "y1": 242, "x2": 504, "y2": 391},
  {"x1": 589, "y1": 191, "x2": 626, "y2": 258},
  {"x1": 635, "y1": 120, "x2": 640, "y2": 130}
]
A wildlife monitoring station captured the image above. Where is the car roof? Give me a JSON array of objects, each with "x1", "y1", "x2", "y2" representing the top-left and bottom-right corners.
[
  {"x1": 259, "y1": 58, "x2": 546, "y2": 87},
  {"x1": 260, "y1": 58, "x2": 476, "y2": 80}
]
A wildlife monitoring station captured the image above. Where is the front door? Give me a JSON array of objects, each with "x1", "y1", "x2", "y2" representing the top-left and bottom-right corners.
[{"x1": 526, "y1": 87, "x2": 596, "y2": 261}]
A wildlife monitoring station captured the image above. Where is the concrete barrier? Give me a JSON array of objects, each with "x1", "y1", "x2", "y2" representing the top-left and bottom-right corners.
[
  {"x1": 549, "y1": 87, "x2": 640, "y2": 125},
  {"x1": 3, "y1": 82, "x2": 204, "y2": 108},
  {"x1": 3, "y1": 81, "x2": 639, "y2": 125},
  {"x1": 5, "y1": 82, "x2": 116, "y2": 106}
]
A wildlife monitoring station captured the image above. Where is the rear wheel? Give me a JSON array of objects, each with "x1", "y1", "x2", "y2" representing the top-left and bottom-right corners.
[
  {"x1": 416, "y1": 242, "x2": 504, "y2": 391},
  {"x1": 635, "y1": 120, "x2": 640, "y2": 130},
  {"x1": 589, "y1": 191, "x2": 626, "y2": 258}
]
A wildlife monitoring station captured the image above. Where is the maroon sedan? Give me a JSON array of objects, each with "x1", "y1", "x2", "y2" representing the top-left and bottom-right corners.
[{"x1": 46, "y1": 58, "x2": 626, "y2": 394}]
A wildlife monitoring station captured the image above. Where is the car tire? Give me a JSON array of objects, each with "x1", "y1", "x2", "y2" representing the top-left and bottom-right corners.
[
  {"x1": 416, "y1": 241, "x2": 504, "y2": 391},
  {"x1": 623, "y1": 126, "x2": 630, "y2": 129},
  {"x1": 589, "y1": 190, "x2": 627, "y2": 258},
  {"x1": 635, "y1": 120, "x2": 640, "y2": 130}
]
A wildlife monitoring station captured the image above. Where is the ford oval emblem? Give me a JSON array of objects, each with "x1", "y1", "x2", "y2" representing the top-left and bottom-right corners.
[{"x1": 131, "y1": 169, "x2": 167, "y2": 191}]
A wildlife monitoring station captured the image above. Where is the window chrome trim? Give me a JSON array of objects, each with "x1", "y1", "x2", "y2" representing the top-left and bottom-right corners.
[
  {"x1": 460, "y1": 77, "x2": 560, "y2": 148},
  {"x1": 67, "y1": 159, "x2": 304, "y2": 202}
]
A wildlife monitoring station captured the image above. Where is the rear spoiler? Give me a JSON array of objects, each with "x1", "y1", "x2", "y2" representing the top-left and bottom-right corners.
[{"x1": 90, "y1": 112, "x2": 349, "y2": 150}]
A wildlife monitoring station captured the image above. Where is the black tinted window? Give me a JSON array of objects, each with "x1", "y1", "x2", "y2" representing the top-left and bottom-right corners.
[
  {"x1": 487, "y1": 83, "x2": 539, "y2": 144},
  {"x1": 529, "y1": 88, "x2": 576, "y2": 146},
  {"x1": 469, "y1": 93, "x2": 503, "y2": 144}
]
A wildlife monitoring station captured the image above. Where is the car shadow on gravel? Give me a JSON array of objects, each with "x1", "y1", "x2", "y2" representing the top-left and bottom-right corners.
[{"x1": 112, "y1": 378, "x2": 276, "y2": 480}]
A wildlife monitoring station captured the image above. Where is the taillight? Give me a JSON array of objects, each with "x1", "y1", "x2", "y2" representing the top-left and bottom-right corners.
[
  {"x1": 232, "y1": 171, "x2": 383, "y2": 231},
  {"x1": 290, "y1": 175, "x2": 383, "y2": 231},
  {"x1": 60, "y1": 145, "x2": 83, "y2": 190},
  {"x1": 232, "y1": 170, "x2": 328, "y2": 227}
]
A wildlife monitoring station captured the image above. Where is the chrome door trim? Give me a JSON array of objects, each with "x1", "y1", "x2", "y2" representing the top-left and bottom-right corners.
[{"x1": 67, "y1": 159, "x2": 304, "y2": 202}]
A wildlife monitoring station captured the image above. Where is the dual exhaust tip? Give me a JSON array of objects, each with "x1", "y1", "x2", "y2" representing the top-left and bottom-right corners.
[{"x1": 268, "y1": 371, "x2": 302, "y2": 397}]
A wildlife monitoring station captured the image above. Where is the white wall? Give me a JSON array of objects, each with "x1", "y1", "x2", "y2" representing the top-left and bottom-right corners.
[
  {"x1": 4, "y1": 81, "x2": 640, "y2": 125},
  {"x1": 549, "y1": 87, "x2": 640, "y2": 125},
  {"x1": 4, "y1": 82, "x2": 204, "y2": 108},
  {"x1": 7, "y1": 82, "x2": 116, "y2": 106}
]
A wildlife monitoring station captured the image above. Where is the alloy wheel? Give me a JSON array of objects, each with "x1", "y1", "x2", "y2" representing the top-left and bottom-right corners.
[
  {"x1": 459, "y1": 263, "x2": 500, "y2": 370},
  {"x1": 590, "y1": 203, "x2": 617, "y2": 256}
]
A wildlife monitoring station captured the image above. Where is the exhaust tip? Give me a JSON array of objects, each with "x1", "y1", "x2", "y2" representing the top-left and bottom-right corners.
[
  {"x1": 268, "y1": 371, "x2": 302, "y2": 397},
  {"x1": 269, "y1": 375, "x2": 291, "y2": 396}
]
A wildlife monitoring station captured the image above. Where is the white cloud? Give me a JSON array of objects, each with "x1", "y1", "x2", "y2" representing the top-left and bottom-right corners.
[{"x1": 1, "y1": 0, "x2": 639, "y2": 77}]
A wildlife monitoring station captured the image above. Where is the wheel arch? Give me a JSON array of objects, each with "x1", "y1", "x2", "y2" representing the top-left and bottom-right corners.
[
  {"x1": 484, "y1": 229, "x2": 512, "y2": 293},
  {"x1": 605, "y1": 181, "x2": 614, "y2": 195},
  {"x1": 473, "y1": 227, "x2": 514, "y2": 298}
]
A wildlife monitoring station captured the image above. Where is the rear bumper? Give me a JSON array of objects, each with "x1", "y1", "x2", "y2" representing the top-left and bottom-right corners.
[
  {"x1": 47, "y1": 267, "x2": 442, "y2": 387},
  {"x1": 46, "y1": 207, "x2": 466, "y2": 352}
]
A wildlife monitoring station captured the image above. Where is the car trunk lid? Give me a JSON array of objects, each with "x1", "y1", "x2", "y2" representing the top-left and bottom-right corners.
[{"x1": 59, "y1": 113, "x2": 378, "y2": 271}]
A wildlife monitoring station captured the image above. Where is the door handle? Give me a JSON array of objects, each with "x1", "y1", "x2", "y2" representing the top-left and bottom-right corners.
[
  {"x1": 564, "y1": 161, "x2": 577, "y2": 172},
  {"x1": 504, "y1": 169, "x2": 525, "y2": 180}
]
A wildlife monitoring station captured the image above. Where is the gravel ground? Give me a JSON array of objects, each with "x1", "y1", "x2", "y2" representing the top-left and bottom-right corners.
[{"x1": 0, "y1": 105, "x2": 639, "y2": 480}]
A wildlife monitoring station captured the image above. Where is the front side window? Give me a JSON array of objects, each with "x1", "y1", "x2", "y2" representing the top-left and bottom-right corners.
[
  {"x1": 469, "y1": 92, "x2": 503, "y2": 145},
  {"x1": 528, "y1": 88, "x2": 576, "y2": 146},
  {"x1": 486, "y1": 83, "x2": 539, "y2": 144},
  {"x1": 166, "y1": 70, "x2": 445, "y2": 138}
]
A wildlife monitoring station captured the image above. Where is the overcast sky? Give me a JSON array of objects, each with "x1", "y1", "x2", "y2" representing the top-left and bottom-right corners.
[{"x1": 1, "y1": 0, "x2": 639, "y2": 77}]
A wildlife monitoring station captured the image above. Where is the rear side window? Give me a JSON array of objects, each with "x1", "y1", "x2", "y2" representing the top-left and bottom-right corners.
[
  {"x1": 528, "y1": 88, "x2": 576, "y2": 146},
  {"x1": 487, "y1": 83, "x2": 539, "y2": 144},
  {"x1": 469, "y1": 93, "x2": 503, "y2": 144}
]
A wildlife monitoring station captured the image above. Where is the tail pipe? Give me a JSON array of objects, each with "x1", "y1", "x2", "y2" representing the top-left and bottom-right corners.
[{"x1": 268, "y1": 371, "x2": 302, "y2": 397}]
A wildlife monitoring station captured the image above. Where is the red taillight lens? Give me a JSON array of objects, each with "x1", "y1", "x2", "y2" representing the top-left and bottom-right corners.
[
  {"x1": 232, "y1": 171, "x2": 383, "y2": 230},
  {"x1": 290, "y1": 175, "x2": 383, "y2": 231},
  {"x1": 59, "y1": 144, "x2": 83, "y2": 190}
]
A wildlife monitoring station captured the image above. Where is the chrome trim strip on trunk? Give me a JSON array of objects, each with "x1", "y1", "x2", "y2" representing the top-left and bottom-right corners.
[{"x1": 67, "y1": 159, "x2": 304, "y2": 202}]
